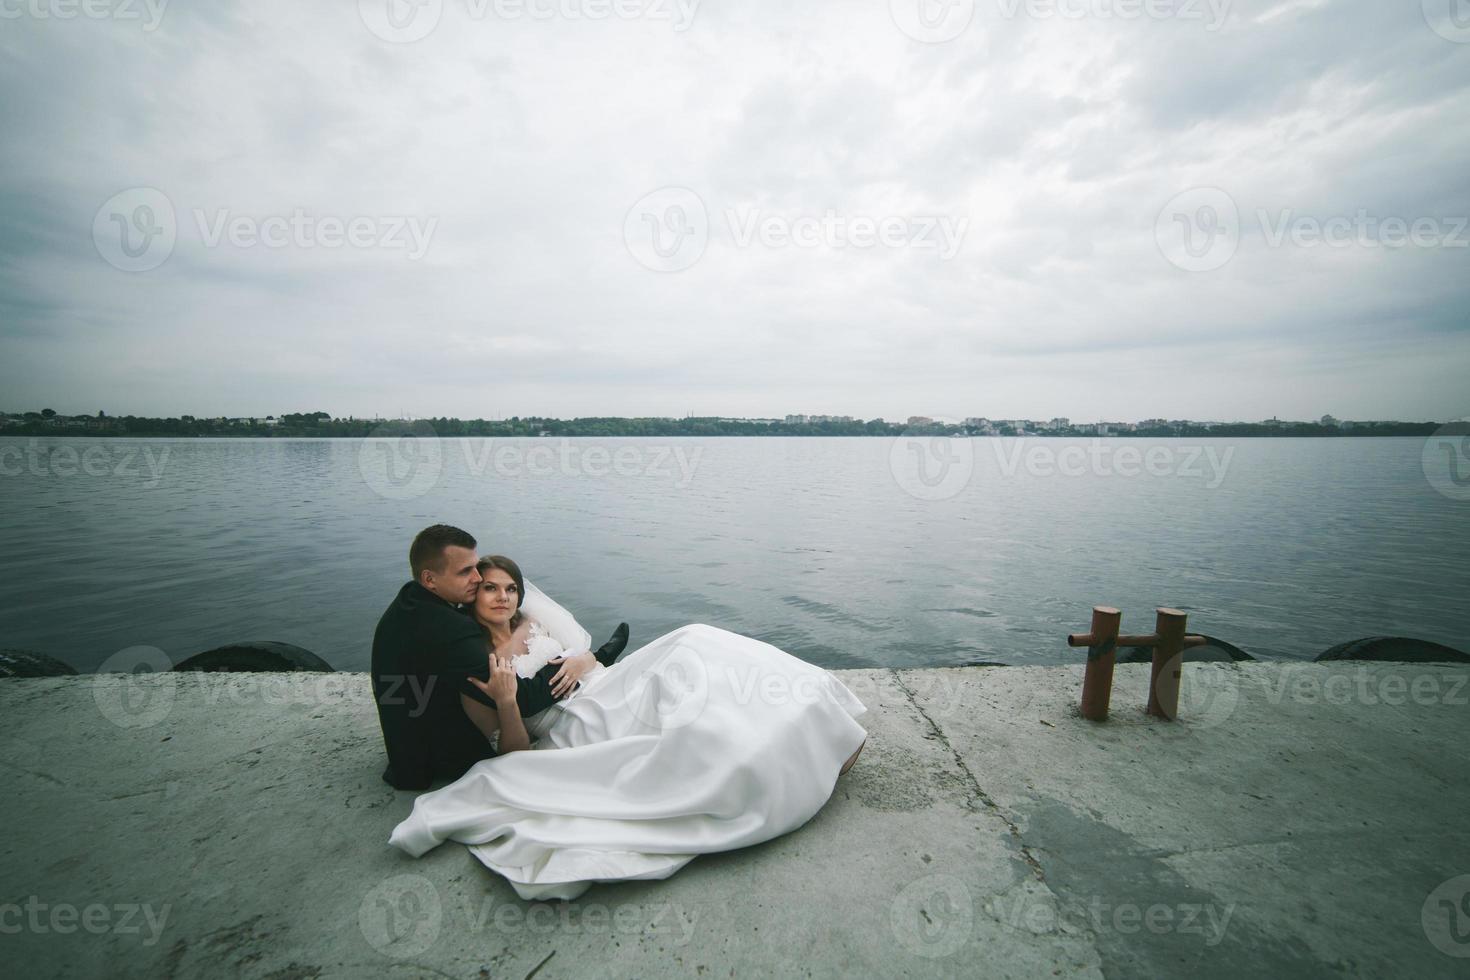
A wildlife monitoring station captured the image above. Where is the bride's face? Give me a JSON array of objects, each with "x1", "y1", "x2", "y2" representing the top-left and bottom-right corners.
[{"x1": 474, "y1": 567, "x2": 520, "y2": 629}]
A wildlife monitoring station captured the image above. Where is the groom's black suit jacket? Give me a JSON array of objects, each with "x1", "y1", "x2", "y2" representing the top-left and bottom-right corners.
[{"x1": 371, "y1": 581, "x2": 559, "y2": 790}]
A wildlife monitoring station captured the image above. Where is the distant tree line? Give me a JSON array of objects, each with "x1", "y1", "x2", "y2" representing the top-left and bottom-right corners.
[{"x1": 0, "y1": 410, "x2": 1447, "y2": 438}]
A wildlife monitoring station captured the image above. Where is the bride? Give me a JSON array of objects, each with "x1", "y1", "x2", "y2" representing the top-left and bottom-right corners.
[{"x1": 388, "y1": 555, "x2": 869, "y2": 901}]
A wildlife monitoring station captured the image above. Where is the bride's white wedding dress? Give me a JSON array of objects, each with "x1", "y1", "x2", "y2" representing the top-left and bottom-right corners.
[{"x1": 388, "y1": 620, "x2": 868, "y2": 900}]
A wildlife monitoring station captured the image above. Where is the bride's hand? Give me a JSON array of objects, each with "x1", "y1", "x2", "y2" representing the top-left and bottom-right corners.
[
  {"x1": 468, "y1": 660, "x2": 519, "y2": 707},
  {"x1": 549, "y1": 651, "x2": 597, "y2": 699}
]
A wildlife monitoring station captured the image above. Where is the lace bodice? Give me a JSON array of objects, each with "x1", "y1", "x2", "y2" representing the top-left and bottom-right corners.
[{"x1": 511, "y1": 620, "x2": 567, "y2": 679}]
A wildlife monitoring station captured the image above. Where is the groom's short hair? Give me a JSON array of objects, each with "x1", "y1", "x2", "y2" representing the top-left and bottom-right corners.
[{"x1": 410, "y1": 524, "x2": 477, "y2": 579}]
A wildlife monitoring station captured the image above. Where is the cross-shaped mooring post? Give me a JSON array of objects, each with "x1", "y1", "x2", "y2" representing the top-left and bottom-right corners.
[{"x1": 1067, "y1": 606, "x2": 1208, "y2": 721}]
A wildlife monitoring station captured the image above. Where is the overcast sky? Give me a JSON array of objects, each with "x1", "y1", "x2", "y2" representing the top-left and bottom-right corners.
[{"x1": 2, "y1": 0, "x2": 1467, "y2": 423}]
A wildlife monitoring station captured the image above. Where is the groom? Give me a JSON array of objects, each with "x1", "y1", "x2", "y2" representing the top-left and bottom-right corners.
[{"x1": 371, "y1": 524, "x2": 628, "y2": 790}]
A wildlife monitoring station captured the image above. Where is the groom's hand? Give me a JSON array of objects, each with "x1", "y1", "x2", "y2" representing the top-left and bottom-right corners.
[{"x1": 549, "y1": 651, "x2": 597, "y2": 699}]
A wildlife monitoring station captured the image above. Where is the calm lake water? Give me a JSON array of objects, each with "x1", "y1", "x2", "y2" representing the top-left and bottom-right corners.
[{"x1": 0, "y1": 435, "x2": 1464, "y2": 673}]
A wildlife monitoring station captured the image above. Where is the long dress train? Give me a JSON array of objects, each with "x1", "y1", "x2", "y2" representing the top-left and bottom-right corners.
[{"x1": 388, "y1": 623, "x2": 868, "y2": 900}]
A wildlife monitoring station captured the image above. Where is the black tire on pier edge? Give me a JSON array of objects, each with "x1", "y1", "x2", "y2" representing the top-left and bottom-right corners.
[
  {"x1": 0, "y1": 649, "x2": 80, "y2": 678},
  {"x1": 173, "y1": 641, "x2": 335, "y2": 673},
  {"x1": 1314, "y1": 637, "x2": 1469, "y2": 664},
  {"x1": 1118, "y1": 634, "x2": 1255, "y2": 665}
]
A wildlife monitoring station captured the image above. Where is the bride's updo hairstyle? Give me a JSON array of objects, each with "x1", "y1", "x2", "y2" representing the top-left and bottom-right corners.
[{"x1": 476, "y1": 555, "x2": 527, "y2": 630}]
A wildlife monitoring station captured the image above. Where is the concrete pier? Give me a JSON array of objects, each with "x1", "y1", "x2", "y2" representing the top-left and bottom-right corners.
[{"x1": 3, "y1": 660, "x2": 1468, "y2": 978}]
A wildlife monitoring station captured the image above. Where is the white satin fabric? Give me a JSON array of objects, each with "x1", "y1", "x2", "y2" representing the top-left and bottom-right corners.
[{"x1": 388, "y1": 624, "x2": 868, "y2": 900}]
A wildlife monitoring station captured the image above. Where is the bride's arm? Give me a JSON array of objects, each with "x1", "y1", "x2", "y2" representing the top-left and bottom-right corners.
[
  {"x1": 493, "y1": 696, "x2": 530, "y2": 754},
  {"x1": 463, "y1": 661, "x2": 532, "y2": 754},
  {"x1": 522, "y1": 617, "x2": 598, "y2": 699}
]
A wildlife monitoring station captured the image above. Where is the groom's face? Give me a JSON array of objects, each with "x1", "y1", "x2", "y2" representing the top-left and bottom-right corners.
[{"x1": 421, "y1": 545, "x2": 482, "y2": 605}]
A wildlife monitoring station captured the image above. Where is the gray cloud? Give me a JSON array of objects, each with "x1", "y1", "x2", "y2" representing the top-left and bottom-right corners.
[{"x1": 0, "y1": 0, "x2": 1466, "y2": 423}]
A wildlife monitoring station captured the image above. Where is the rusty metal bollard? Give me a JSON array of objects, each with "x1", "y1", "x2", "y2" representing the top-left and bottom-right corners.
[
  {"x1": 1146, "y1": 608, "x2": 1189, "y2": 720},
  {"x1": 1068, "y1": 606, "x2": 1121, "y2": 721},
  {"x1": 1068, "y1": 607, "x2": 1208, "y2": 721}
]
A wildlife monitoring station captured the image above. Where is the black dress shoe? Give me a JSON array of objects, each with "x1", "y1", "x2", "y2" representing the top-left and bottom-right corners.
[{"x1": 593, "y1": 622, "x2": 630, "y2": 667}]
